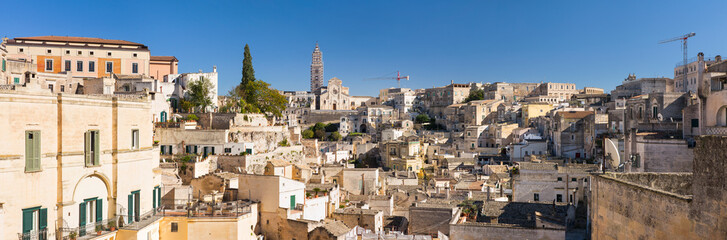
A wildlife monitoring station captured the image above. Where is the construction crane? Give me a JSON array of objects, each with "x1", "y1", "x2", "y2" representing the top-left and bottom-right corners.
[
  {"x1": 659, "y1": 32, "x2": 695, "y2": 91},
  {"x1": 365, "y1": 71, "x2": 410, "y2": 88}
]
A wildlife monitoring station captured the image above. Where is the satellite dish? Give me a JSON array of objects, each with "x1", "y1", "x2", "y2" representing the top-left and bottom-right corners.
[
  {"x1": 657, "y1": 113, "x2": 664, "y2": 121},
  {"x1": 605, "y1": 138, "x2": 621, "y2": 169}
]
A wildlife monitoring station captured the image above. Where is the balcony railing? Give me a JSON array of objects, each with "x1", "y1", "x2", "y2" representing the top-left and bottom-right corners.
[
  {"x1": 704, "y1": 126, "x2": 727, "y2": 136},
  {"x1": 58, "y1": 217, "x2": 120, "y2": 240},
  {"x1": 154, "y1": 122, "x2": 180, "y2": 128},
  {"x1": 17, "y1": 228, "x2": 51, "y2": 240}
]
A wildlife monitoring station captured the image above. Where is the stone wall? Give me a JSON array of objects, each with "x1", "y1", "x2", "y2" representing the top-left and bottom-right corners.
[
  {"x1": 590, "y1": 173, "x2": 695, "y2": 240},
  {"x1": 302, "y1": 110, "x2": 356, "y2": 125},
  {"x1": 228, "y1": 126, "x2": 291, "y2": 153},
  {"x1": 636, "y1": 137, "x2": 694, "y2": 172},
  {"x1": 408, "y1": 206, "x2": 455, "y2": 235},
  {"x1": 690, "y1": 136, "x2": 727, "y2": 238},
  {"x1": 450, "y1": 223, "x2": 565, "y2": 240}
]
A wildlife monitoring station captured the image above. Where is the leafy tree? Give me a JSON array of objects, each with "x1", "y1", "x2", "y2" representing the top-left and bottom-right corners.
[
  {"x1": 312, "y1": 122, "x2": 327, "y2": 132},
  {"x1": 187, "y1": 77, "x2": 215, "y2": 112},
  {"x1": 186, "y1": 114, "x2": 199, "y2": 121},
  {"x1": 179, "y1": 99, "x2": 194, "y2": 113},
  {"x1": 246, "y1": 80, "x2": 286, "y2": 117},
  {"x1": 302, "y1": 129, "x2": 314, "y2": 139},
  {"x1": 415, "y1": 114, "x2": 430, "y2": 124},
  {"x1": 314, "y1": 129, "x2": 326, "y2": 140},
  {"x1": 278, "y1": 139, "x2": 290, "y2": 147},
  {"x1": 324, "y1": 123, "x2": 339, "y2": 132},
  {"x1": 328, "y1": 131, "x2": 342, "y2": 141},
  {"x1": 464, "y1": 88, "x2": 485, "y2": 103}
]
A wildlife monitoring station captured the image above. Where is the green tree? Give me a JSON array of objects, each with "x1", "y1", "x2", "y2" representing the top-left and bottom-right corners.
[
  {"x1": 324, "y1": 123, "x2": 339, "y2": 132},
  {"x1": 464, "y1": 88, "x2": 485, "y2": 103},
  {"x1": 239, "y1": 44, "x2": 256, "y2": 102},
  {"x1": 247, "y1": 80, "x2": 286, "y2": 117},
  {"x1": 185, "y1": 114, "x2": 199, "y2": 121},
  {"x1": 314, "y1": 129, "x2": 326, "y2": 140},
  {"x1": 302, "y1": 129, "x2": 314, "y2": 139},
  {"x1": 179, "y1": 99, "x2": 194, "y2": 113},
  {"x1": 328, "y1": 131, "x2": 342, "y2": 141},
  {"x1": 187, "y1": 77, "x2": 215, "y2": 112},
  {"x1": 415, "y1": 114, "x2": 430, "y2": 124}
]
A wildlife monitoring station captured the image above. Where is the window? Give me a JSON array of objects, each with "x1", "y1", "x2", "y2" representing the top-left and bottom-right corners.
[
  {"x1": 89, "y1": 51, "x2": 94, "y2": 56},
  {"x1": 25, "y1": 131, "x2": 41, "y2": 172},
  {"x1": 45, "y1": 59, "x2": 53, "y2": 71},
  {"x1": 19, "y1": 48, "x2": 24, "y2": 53},
  {"x1": 106, "y1": 62, "x2": 113, "y2": 73},
  {"x1": 132, "y1": 63, "x2": 138, "y2": 74},
  {"x1": 65, "y1": 60, "x2": 71, "y2": 71},
  {"x1": 65, "y1": 50, "x2": 70, "y2": 54},
  {"x1": 133, "y1": 53, "x2": 138, "y2": 57},
  {"x1": 171, "y1": 222, "x2": 178, "y2": 232},
  {"x1": 557, "y1": 177, "x2": 562, "y2": 181},
  {"x1": 533, "y1": 193, "x2": 540, "y2": 201},
  {"x1": 652, "y1": 106, "x2": 658, "y2": 118},
  {"x1": 77, "y1": 61, "x2": 83, "y2": 72},
  {"x1": 131, "y1": 130, "x2": 139, "y2": 150},
  {"x1": 48, "y1": 84, "x2": 53, "y2": 91},
  {"x1": 85, "y1": 130, "x2": 100, "y2": 166},
  {"x1": 89, "y1": 61, "x2": 95, "y2": 72},
  {"x1": 61, "y1": 85, "x2": 65, "y2": 92},
  {"x1": 107, "y1": 52, "x2": 112, "y2": 57},
  {"x1": 556, "y1": 194, "x2": 563, "y2": 202},
  {"x1": 224, "y1": 148, "x2": 232, "y2": 153},
  {"x1": 47, "y1": 49, "x2": 52, "y2": 54},
  {"x1": 14, "y1": 77, "x2": 20, "y2": 84},
  {"x1": 22, "y1": 207, "x2": 48, "y2": 236},
  {"x1": 78, "y1": 51, "x2": 82, "y2": 55},
  {"x1": 572, "y1": 178, "x2": 577, "y2": 182}
]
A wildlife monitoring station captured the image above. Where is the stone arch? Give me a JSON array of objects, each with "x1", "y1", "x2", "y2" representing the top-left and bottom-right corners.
[
  {"x1": 717, "y1": 105, "x2": 727, "y2": 127},
  {"x1": 71, "y1": 172, "x2": 113, "y2": 202}
]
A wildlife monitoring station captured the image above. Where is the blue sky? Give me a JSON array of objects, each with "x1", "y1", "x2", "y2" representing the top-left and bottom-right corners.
[{"x1": 4, "y1": 0, "x2": 727, "y2": 96}]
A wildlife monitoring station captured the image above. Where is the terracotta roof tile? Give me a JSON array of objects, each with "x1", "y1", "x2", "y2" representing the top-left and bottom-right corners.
[{"x1": 13, "y1": 36, "x2": 145, "y2": 46}]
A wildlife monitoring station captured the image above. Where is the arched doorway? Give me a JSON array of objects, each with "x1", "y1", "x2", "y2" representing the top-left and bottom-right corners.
[
  {"x1": 717, "y1": 106, "x2": 727, "y2": 127},
  {"x1": 160, "y1": 111, "x2": 167, "y2": 122},
  {"x1": 70, "y1": 174, "x2": 112, "y2": 236},
  {"x1": 359, "y1": 124, "x2": 367, "y2": 133}
]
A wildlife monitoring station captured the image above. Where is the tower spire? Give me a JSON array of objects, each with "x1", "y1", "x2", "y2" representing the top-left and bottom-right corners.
[{"x1": 311, "y1": 43, "x2": 324, "y2": 93}]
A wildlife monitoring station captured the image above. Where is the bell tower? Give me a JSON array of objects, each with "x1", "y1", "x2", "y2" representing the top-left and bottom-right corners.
[{"x1": 311, "y1": 43, "x2": 324, "y2": 93}]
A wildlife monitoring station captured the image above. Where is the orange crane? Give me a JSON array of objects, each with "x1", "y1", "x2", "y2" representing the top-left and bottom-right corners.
[{"x1": 366, "y1": 71, "x2": 410, "y2": 88}]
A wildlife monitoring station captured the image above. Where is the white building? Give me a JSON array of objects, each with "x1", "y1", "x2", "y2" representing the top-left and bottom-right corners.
[{"x1": 169, "y1": 66, "x2": 219, "y2": 112}]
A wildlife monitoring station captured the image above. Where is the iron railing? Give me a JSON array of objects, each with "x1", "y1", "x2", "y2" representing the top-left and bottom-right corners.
[
  {"x1": 58, "y1": 216, "x2": 120, "y2": 239},
  {"x1": 17, "y1": 228, "x2": 51, "y2": 240}
]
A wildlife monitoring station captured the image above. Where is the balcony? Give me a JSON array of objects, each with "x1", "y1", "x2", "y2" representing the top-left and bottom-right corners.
[
  {"x1": 154, "y1": 122, "x2": 180, "y2": 128},
  {"x1": 57, "y1": 217, "x2": 120, "y2": 240},
  {"x1": 704, "y1": 126, "x2": 727, "y2": 136},
  {"x1": 17, "y1": 229, "x2": 51, "y2": 240}
]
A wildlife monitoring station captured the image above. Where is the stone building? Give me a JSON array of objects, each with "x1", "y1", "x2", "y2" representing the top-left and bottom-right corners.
[
  {"x1": 610, "y1": 74, "x2": 674, "y2": 101},
  {"x1": 521, "y1": 102, "x2": 553, "y2": 127},
  {"x1": 420, "y1": 81, "x2": 471, "y2": 117},
  {"x1": 531, "y1": 82, "x2": 578, "y2": 102},
  {"x1": 552, "y1": 111, "x2": 594, "y2": 159},
  {"x1": 590, "y1": 136, "x2": 727, "y2": 239},
  {"x1": 331, "y1": 208, "x2": 384, "y2": 233},
  {"x1": 168, "y1": 67, "x2": 219, "y2": 113},
  {"x1": 1, "y1": 90, "x2": 161, "y2": 240},
  {"x1": 513, "y1": 162, "x2": 598, "y2": 204},
  {"x1": 317, "y1": 77, "x2": 351, "y2": 110},
  {"x1": 449, "y1": 201, "x2": 569, "y2": 240},
  {"x1": 149, "y1": 56, "x2": 178, "y2": 81},
  {"x1": 673, "y1": 52, "x2": 721, "y2": 93}
]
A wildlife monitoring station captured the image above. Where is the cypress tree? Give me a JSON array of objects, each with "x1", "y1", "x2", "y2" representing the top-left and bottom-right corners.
[{"x1": 240, "y1": 44, "x2": 256, "y2": 100}]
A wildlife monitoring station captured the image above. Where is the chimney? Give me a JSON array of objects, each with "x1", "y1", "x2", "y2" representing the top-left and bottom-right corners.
[
  {"x1": 716, "y1": 55, "x2": 722, "y2": 62},
  {"x1": 451, "y1": 80, "x2": 454, "y2": 85},
  {"x1": 213, "y1": 66, "x2": 217, "y2": 72},
  {"x1": 698, "y1": 52, "x2": 704, "y2": 62}
]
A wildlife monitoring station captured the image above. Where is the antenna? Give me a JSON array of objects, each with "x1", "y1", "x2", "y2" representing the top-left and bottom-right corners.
[{"x1": 604, "y1": 138, "x2": 621, "y2": 170}]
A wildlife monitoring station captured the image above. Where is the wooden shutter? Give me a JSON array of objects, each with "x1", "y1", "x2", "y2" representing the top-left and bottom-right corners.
[
  {"x1": 39, "y1": 208, "x2": 47, "y2": 230},
  {"x1": 79, "y1": 202, "x2": 86, "y2": 227},
  {"x1": 96, "y1": 199, "x2": 103, "y2": 222},
  {"x1": 22, "y1": 209, "x2": 33, "y2": 233},
  {"x1": 33, "y1": 131, "x2": 40, "y2": 170},
  {"x1": 84, "y1": 131, "x2": 91, "y2": 166},
  {"x1": 94, "y1": 131, "x2": 100, "y2": 165},
  {"x1": 157, "y1": 187, "x2": 162, "y2": 206},
  {"x1": 128, "y1": 194, "x2": 133, "y2": 223},
  {"x1": 152, "y1": 189, "x2": 157, "y2": 209},
  {"x1": 25, "y1": 131, "x2": 33, "y2": 171},
  {"x1": 160, "y1": 146, "x2": 166, "y2": 155}
]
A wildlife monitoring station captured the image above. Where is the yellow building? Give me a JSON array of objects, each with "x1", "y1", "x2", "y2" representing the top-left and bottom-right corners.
[
  {"x1": 0, "y1": 89, "x2": 161, "y2": 240},
  {"x1": 522, "y1": 102, "x2": 553, "y2": 127}
]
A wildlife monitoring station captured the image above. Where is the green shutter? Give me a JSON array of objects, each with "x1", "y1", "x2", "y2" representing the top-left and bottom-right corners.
[
  {"x1": 39, "y1": 208, "x2": 47, "y2": 230},
  {"x1": 290, "y1": 195, "x2": 295, "y2": 209},
  {"x1": 34, "y1": 131, "x2": 41, "y2": 170},
  {"x1": 128, "y1": 194, "x2": 133, "y2": 224},
  {"x1": 211, "y1": 147, "x2": 215, "y2": 155},
  {"x1": 22, "y1": 209, "x2": 33, "y2": 233},
  {"x1": 96, "y1": 199, "x2": 103, "y2": 222},
  {"x1": 153, "y1": 189, "x2": 157, "y2": 209},
  {"x1": 2, "y1": 59, "x2": 6, "y2": 71},
  {"x1": 94, "y1": 131, "x2": 100, "y2": 165},
  {"x1": 160, "y1": 146, "x2": 166, "y2": 155},
  {"x1": 157, "y1": 187, "x2": 162, "y2": 206},
  {"x1": 194, "y1": 145, "x2": 198, "y2": 154},
  {"x1": 25, "y1": 131, "x2": 40, "y2": 172},
  {"x1": 84, "y1": 131, "x2": 91, "y2": 166},
  {"x1": 79, "y1": 202, "x2": 86, "y2": 227}
]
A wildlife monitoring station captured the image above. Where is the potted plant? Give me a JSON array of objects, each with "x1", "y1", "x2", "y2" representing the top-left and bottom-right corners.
[
  {"x1": 69, "y1": 231, "x2": 77, "y2": 240},
  {"x1": 96, "y1": 224, "x2": 104, "y2": 235},
  {"x1": 108, "y1": 220, "x2": 117, "y2": 231}
]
